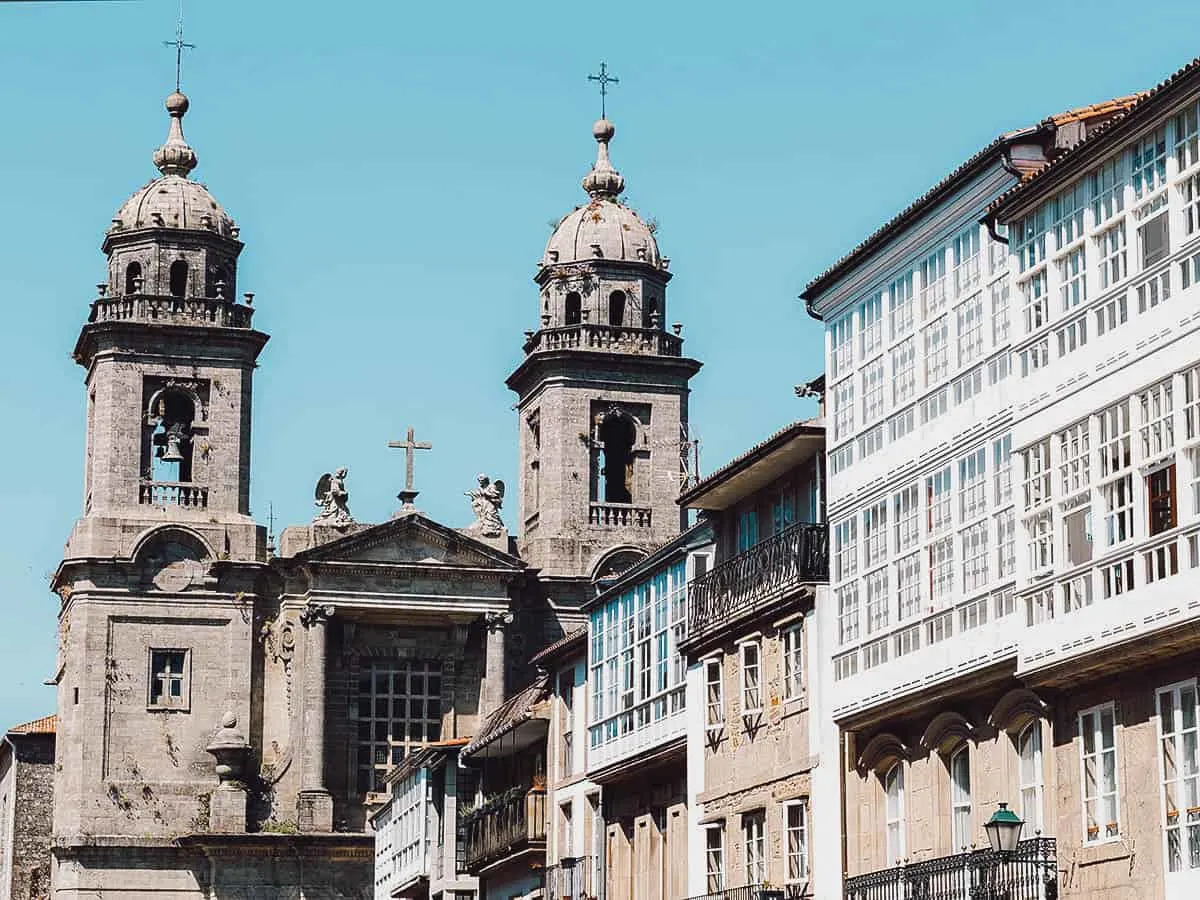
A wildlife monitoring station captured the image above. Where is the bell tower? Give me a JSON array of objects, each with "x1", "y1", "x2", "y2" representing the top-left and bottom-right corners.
[
  {"x1": 67, "y1": 90, "x2": 267, "y2": 562},
  {"x1": 507, "y1": 118, "x2": 702, "y2": 580}
]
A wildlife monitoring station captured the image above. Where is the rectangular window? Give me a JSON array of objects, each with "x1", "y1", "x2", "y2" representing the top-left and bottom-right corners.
[
  {"x1": 1099, "y1": 401, "x2": 1132, "y2": 477},
  {"x1": 1148, "y1": 466, "x2": 1178, "y2": 536},
  {"x1": 950, "y1": 748, "x2": 972, "y2": 850},
  {"x1": 988, "y1": 351, "x2": 1011, "y2": 386},
  {"x1": 1019, "y1": 724, "x2": 1045, "y2": 834},
  {"x1": 929, "y1": 536, "x2": 954, "y2": 606},
  {"x1": 1103, "y1": 475, "x2": 1135, "y2": 546},
  {"x1": 833, "y1": 651, "x2": 859, "y2": 682},
  {"x1": 1138, "y1": 271, "x2": 1172, "y2": 312},
  {"x1": 1132, "y1": 128, "x2": 1168, "y2": 199},
  {"x1": 1023, "y1": 440, "x2": 1051, "y2": 511},
  {"x1": 1095, "y1": 294, "x2": 1129, "y2": 336},
  {"x1": 920, "y1": 388, "x2": 949, "y2": 424},
  {"x1": 991, "y1": 278, "x2": 1011, "y2": 346},
  {"x1": 993, "y1": 586, "x2": 1016, "y2": 618},
  {"x1": 885, "y1": 764, "x2": 906, "y2": 862},
  {"x1": 1028, "y1": 511, "x2": 1054, "y2": 572},
  {"x1": 1059, "y1": 245, "x2": 1087, "y2": 310},
  {"x1": 953, "y1": 226, "x2": 982, "y2": 297},
  {"x1": 832, "y1": 378, "x2": 855, "y2": 442},
  {"x1": 889, "y1": 406, "x2": 916, "y2": 442},
  {"x1": 1020, "y1": 270, "x2": 1049, "y2": 333},
  {"x1": 704, "y1": 824, "x2": 725, "y2": 893},
  {"x1": 1056, "y1": 316, "x2": 1088, "y2": 357},
  {"x1": 1052, "y1": 180, "x2": 1087, "y2": 249},
  {"x1": 829, "y1": 443, "x2": 854, "y2": 476},
  {"x1": 781, "y1": 624, "x2": 803, "y2": 700},
  {"x1": 148, "y1": 649, "x2": 189, "y2": 709},
  {"x1": 737, "y1": 508, "x2": 759, "y2": 552},
  {"x1": 993, "y1": 434, "x2": 1013, "y2": 506},
  {"x1": 1080, "y1": 703, "x2": 1120, "y2": 843},
  {"x1": 784, "y1": 801, "x2": 809, "y2": 884},
  {"x1": 1100, "y1": 556, "x2": 1134, "y2": 599},
  {"x1": 890, "y1": 272, "x2": 915, "y2": 340},
  {"x1": 921, "y1": 249, "x2": 948, "y2": 318},
  {"x1": 997, "y1": 510, "x2": 1016, "y2": 579},
  {"x1": 1177, "y1": 102, "x2": 1200, "y2": 172},
  {"x1": 1157, "y1": 682, "x2": 1200, "y2": 873},
  {"x1": 989, "y1": 231, "x2": 1008, "y2": 276},
  {"x1": 860, "y1": 292, "x2": 883, "y2": 358},
  {"x1": 927, "y1": 466, "x2": 953, "y2": 534},
  {"x1": 830, "y1": 314, "x2": 853, "y2": 380},
  {"x1": 959, "y1": 447, "x2": 987, "y2": 521},
  {"x1": 1090, "y1": 158, "x2": 1125, "y2": 225},
  {"x1": 740, "y1": 642, "x2": 762, "y2": 714},
  {"x1": 962, "y1": 521, "x2": 989, "y2": 594},
  {"x1": 863, "y1": 500, "x2": 888, "y2": 569},
  {"x1": 837, "y1": 585, "x2": 860, "y2": 645},
  {"x1": 959, "y1": 594, "x2": 989, "y2": 632},
  {"x1": 1139, "y1": 211, "x2": 1170, "y2": 269},
  {"x1": 704, "y1": 657, "x2": 724, "y2": 732},
  {"x1": 1059, "y1": 419, "x2": 1091, "y2": 497},
  {"x1": 1026, "y1": 589, "x2": 1055, "y2": 626},
  {"x1": 834, "y1": 518, "x2": 858, "y2": 582},
  {"x1": 1181, "y1": 173, "x2": 1200, "y2": 237},
  {"x1": 1097, "y1": 222, "x2": 1128, "y2": 290},
  {"x1": 1140, "y1": 380, "x2": 1175, "y2": 460},
  {"x1": 923, "y1": 316, "x2": 950, "y2": 385},
  {"x1": 862, "y1": 637, "x2": 889, "y2": 670},
  {"x1": 743, "y1": 811, "x2": 767, "y2": 885},
  {"x1": 559, "y1": 669, "x2": 575, "y2": 778},
  {"x1": 894, "y1": 624, "x2": 921, "y2": 657},
  {"x1": 1020, "y1": 339, "x2": 1049, "y2": 377},
  {"x1": 926, "y1": 609, "x2": 953, "y2": 645},
  {"x1": 862, "y1": 358, "x2": 886, "y2": 423},
  {"x1": 355, "y1": 660, "x2": 443, "y2": 795},
  {"x1": 952, "y1": 367, "x2": 984, "y2": 406},
  {"x1": 894, "y1": 485, "x2": 920, "y2": 551},
  {"x1": 896, "y1": 553, "x2": 921, "y2": 621},
  {"x1": 865, "y1": 568, "x2": 889, "y2": 635},
  {"x1": 1013, "y1": 209, "x2": 1047, "y2": 273},
  {"x1": 858, "y1": 424, "x2": 885, "y2": 460},
  {"x1": 1186, "y1": 367, "x2": 1200, "y2": 442},
  {"x1": 891, "y1": 338, "x2": 917, "y2": 405}
]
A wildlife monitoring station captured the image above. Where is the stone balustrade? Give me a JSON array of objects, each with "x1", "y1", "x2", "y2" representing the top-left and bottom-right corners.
[
  {"x1": 588, "y1": 503, "x2": 653, "y2": 528},
  {"x1": 524, "y1": 324, "x2": 682, "y2": 357},
  {"x1": 90, "y1": 294, "x2": 254, "y2": 329},
  {"x1": 139, "y1": 481, "x2": 209, "y2": 509}
]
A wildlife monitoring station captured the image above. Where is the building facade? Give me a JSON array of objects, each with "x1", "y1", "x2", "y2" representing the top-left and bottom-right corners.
[
  {"x1": 678, "y1": 421, "x2": 828, "y2": 900},
  {"x1": 0, "y1": 717, "x2": 55, "y2": 900},
  {"x1": 801, "y1": 96, "x2": 1140, "y2": 899}
]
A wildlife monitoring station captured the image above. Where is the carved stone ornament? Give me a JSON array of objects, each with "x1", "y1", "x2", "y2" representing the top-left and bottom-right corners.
[
  {"x1": 299, "y1": 603, "x2": 335, "y2": 628},
  {"x1": 206, "y1": 712, "x2": 250, "y2": 785},
  {"x1": 313, "y1": 467, "x2": 354, "y2": 527},
  {"x1": 464, "y1": 473, "x2": 506, "y2": 537},
  {"x1": 483, "y1": 610, "x2": 514, "y2": 632}
]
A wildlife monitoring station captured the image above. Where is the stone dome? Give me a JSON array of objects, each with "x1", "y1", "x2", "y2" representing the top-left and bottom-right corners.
[
  {"x1": 109, "y1": 91, "x2": 237, "y2": 239},
  {"x1": 543, "y1": 119, "x2": 661, "y2": 268}
]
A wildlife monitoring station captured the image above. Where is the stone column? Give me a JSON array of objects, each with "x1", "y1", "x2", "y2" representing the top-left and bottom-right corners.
[
  {"x1": 298, "y1": 602, "x2": 334, "y2": 832},
  {"x1": 482, "y1": 611, "x2": 513, "y2": 715}
]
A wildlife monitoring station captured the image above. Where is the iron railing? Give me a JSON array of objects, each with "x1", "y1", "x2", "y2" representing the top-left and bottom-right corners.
[
  {"x1": 844, "y1": 837, "x2": 1057, "y2": 900},
  {"x1": 543, "y1": 855, "x2": 601, "y2": 900},
  {"x1": 687, "y1": 884, "x2": 808, "y2": 900},
  {"x1": 523, "y1": 324, "x2": 683, "y2": 357},
  {"x1": 687, "y1": 522, "x2": 828, "y2": 641},
  {"x1": 90, "y1": 294, "x2": 254, "y2": 329},
  {"x1": 460, "y1": 787, "x2": 547, "y2": 873}
]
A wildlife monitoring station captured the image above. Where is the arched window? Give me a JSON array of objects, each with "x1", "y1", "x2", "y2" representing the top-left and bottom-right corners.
[
  {"x1": 608, "y1": 290, "x2": 626, "y2": 327},
  {"x1": 642, "y1": 295, "x2": 658, "y2": 328},
  {"x1": 125, "y1": 261, "x2": 143, "y2": 295},
  {"x1": 565, "y1": 292, "x2": 582, "y2": 326},
  {"x1": 1018, "y1": 722, "x2": 1044, "y2": 833},
  {"x1": 169, "y1": 260, "x2": 189, "y2": 298},
  {"x1": 950, "y1": 747, "x2": 972, "y2": 850},
  {"x1": 884, "y1": 763, "x2": 906, "y2": 863},
  {"x1": 598, "y1": 411, "x2": 636, "y2": 504},
  {"x1": 149, "y1": 391, "x2": 195, "y2": 483}
]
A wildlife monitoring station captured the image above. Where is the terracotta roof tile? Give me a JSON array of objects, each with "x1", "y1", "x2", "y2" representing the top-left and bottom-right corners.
[
  {"x1": 529, "y1": 627, "x2": 586, "y2": 667},
  {"x1": 461, "y1": 675, "x2": 549, "y2": 758},
  {"x1": 8, "y1": 714, "x2": 56, "y2": 735},
  {"x1": 678, "y1": 418, "x2": 823, "y2": 507}
]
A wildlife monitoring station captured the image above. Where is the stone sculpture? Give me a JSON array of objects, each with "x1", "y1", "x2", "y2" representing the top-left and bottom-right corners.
[
  {"x1": 313, "y1": 467, "x2": 354, "y2": 526},
  {"x1": 466, "y1": 473, "x2": 505, "y2": 537}
]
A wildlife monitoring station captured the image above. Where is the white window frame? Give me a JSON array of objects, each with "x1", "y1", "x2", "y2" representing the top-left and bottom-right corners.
[
  {"x1": 950, "y1": 746, "x2": 972, "y2": 850},
  {"x1": 1156, "y1": 680, "x2": 1200, "y2": 875},
  {"x1": 704, "y1": 656, "x2": 724, "y2": 734},
  {"x1": 781, "y1": 624, "x2": 803, "y2": 700},
  {"x1": 739, "y1": 640, "x2": 762, "y2": 715},
  {"x1": 783, "y1": 799, "x2": 809, "y2": 884},
  {"x1": 1080, "y1": 702, "x2": 1121, "y2": 844},
  {"x1": 704, "y1": 823, "x2": 726, "y2": 893},
  {"x1": 742, "y1": 810, "x2": 767, "y2": 886},
  {"x1": 1018, "y1": 721, "x2": 1045, "y2": 836},
  {"x1": 885, "y1": 762, "x2": 906, "y2": 863}
]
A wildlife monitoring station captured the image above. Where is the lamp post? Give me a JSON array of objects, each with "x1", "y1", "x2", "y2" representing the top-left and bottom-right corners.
[{"x1": 979, "y1": 802, "x2": 1058, "y2": 900}]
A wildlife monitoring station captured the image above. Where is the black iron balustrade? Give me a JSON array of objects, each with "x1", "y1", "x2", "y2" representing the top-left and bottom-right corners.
[
  {"x1": 460, "y1": 787, "x2": 547, "y2": 872},
  {"x1": 843, "y1": 837, "x2": 1057, "y2": 900},
  {"x1": 543, "y1": 855, "x2": 601, "y2": 900},
  {"x1": 686, "y1": 883, "x2": 808, "y2": 900},
  {"x1": 687, "y1": 522, "x2": 828, "y2": 640},
  {"x1": 523, "y1": 323, "x2": 683, "y2": 357}
]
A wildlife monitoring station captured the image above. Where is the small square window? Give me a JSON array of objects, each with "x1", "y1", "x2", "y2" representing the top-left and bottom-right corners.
[{"x1": 148, "y1": 649, "x2": 190, "y2": 710}]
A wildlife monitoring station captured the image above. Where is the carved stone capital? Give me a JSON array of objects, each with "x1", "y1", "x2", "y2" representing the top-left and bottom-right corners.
[
  {"x1": 483, "y1": 610, "x2": 514, "y2": 632},
  {"x1": 299, "y1": 603, "x2": 335, "y2": 628}
]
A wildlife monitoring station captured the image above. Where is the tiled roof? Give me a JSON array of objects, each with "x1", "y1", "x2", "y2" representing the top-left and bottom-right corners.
[
  {"x1": 528, "y1": 627, "x2": 586, "y2": 667},
  {"x1": 8, "y1": 714, "x2": 56, "y2": 735},
  {"x1": 991, "y1": 59, "x2": 1200, "y2": 218},
  {"x1": 678, "y1": 418, "x2": 823, "y2": 507},
  {"x1": 802, "y1": 94, "x2": 1144, "y2": 304},
  {"x1": 461, "y1": 675, "x2": 549, "y2": 759}
]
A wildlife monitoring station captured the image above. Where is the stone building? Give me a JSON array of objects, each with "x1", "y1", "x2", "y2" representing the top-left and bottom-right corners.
[
  {"x1": 47, "y1": 78, "x2": 700, "y2": 899},
  {"x1": 0, "y1": 716, "x2": 55, "y2": 900},
  {"x1": 677, "y1": 420, "x2": 827, "y2": 900}
]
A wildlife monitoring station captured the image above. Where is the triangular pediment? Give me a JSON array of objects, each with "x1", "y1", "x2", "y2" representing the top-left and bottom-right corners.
[{"x1": 294, "y1": 513, "x2": 525, "y2": 572}]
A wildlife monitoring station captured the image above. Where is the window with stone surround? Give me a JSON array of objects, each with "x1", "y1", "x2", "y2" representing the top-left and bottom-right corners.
[
  {"x1": 705, "y1": 823, "x2": 725, "y2": 892},
  {"x1": 950, "y1": 746, "x2": 972, "y2": 850},
  {"x1": 783, "y1": 800, "x2": 809, "y2": 884},
  {"x1": 148, "y1": 649, "x2": 189, "y2": 709},
  {"x1": 742, "y1": 810, "x2": 767, "y2": 886},
  {"x1": 781, "y1": 624, "x2": 803, "y2": 700},
  {"x1": 1156, "y1": 681, "x2": 1200, "y2": 873},
  {"x1": 739, "y1": 642, "x2": 762, "y2": 715},
  {"x1": 355, "y1": 660, "x2": 442, "y2": 794},
  {"x1": 1080, "y1": 703, "x2": 1120, "y2": 843},
  {"x1": 1019, "y1": 723, "x2": 1045, "y2": 836},
  {"x1": 885, "y1": 763, "x2": 906, "y2": 863}
]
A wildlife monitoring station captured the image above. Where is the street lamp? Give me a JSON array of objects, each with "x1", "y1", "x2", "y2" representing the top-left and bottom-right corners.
[{"x1": 983, "y1": 802, "x2": 1024, "y2": 856}]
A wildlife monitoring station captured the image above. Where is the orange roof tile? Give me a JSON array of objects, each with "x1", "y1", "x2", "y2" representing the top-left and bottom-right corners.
[
  {"x1": 9, "y1": 714, "x2": 56, "y2": 735},
  {"x1": 1047, "y1": 94, "x2": 1147, "y2": 126}
]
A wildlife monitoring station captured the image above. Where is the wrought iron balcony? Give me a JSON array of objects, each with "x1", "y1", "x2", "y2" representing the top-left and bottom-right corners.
[
  {"x1": 460, "y1": 787, "x2": 547, "y2": 873},
  {"x1": 543, "y1": 855, "x2": 600, "y2": 900},
  {"x1": 686, "y1": 522, "x2": 828, "y2": 644},
  {"x1": 523, "y1": 324, "x2": 683, "y2": 357},
  {"x1": 686, "y1": 884, "x2": 807, "y2": 900},
  {"x1": 844, "y1": 837, "x2": 1057, "y2": 900},
  {"x1": 89, "y1": 294, "x2": 254, "y2": 329}
]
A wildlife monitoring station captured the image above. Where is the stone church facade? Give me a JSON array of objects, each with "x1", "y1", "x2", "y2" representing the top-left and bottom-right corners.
[{"x1": 48, "y1": 88, "x2": 699, "y2": 898}]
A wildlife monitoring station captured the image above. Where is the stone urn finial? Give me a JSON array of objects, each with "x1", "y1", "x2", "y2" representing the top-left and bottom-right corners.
[{"x1": 206, "y1": 712, "x2": 250, "y2": 785}]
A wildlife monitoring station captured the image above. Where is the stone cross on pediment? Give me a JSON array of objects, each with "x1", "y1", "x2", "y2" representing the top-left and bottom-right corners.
[{"x1": 388, "y1": 426, "x2": 432, "y2": 514}]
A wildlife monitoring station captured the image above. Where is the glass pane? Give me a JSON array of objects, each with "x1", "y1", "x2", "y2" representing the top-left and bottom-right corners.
[
  {"x1": 1101, "y1": 709, "x2": 1116, "y2": 749},
  {"x1": 1082, "y1": 713, "x2": 1096, "y2": 755},
  {"x1": 1162, "y1": 691, "x2": 1177, "y2": 734},
  {"x1": 1186, "y1": 687, "x2": 1198, "y2": 731}
]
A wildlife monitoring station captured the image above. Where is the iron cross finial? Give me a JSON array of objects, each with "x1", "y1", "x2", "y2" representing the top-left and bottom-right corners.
[
  {"x1": 163, "y1": 1, "x2": 196, "y2": 93},
  {"x1": 588, "y1": 62, "x2": 619, "y2": 120},
  {"x1": 388, "y1": 426, "x2": 433, "y2": 512}
]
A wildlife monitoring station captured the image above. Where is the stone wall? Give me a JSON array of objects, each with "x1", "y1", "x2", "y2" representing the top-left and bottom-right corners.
[
  {"x1": 6, "y1": 734, "x2": 54, "y2": 900},
  {"x1": 603, "y1": 767, "x2": 687, "y2": 900}
]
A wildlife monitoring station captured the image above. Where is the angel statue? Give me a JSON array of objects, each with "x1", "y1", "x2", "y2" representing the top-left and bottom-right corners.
[
  {"x1": 466, "y1": 474, "x2": 505, "y2": 537},
  {"x1": 314, "y1": 467, "x2": 354, "y2": 526}
]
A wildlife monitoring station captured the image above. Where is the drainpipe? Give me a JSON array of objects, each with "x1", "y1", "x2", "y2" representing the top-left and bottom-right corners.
[{"x1": 840, "y1": 729, "x2": 850, "y2": 891}]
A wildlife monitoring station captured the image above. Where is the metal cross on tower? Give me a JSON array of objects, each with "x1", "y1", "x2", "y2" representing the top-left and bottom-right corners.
[
  {"x1": 588, "y1": 62, "x2": 619, "y2": 120},
  {"x1": 388, "y1": 427, "x2": 433, "y2": 513},
  {"x1": 163, "y1": 2, "x2": 195, "y2": 92}
]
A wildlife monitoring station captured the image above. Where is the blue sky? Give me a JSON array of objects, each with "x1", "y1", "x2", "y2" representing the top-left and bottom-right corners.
[{"x1": 1, "y1": 0, "x2": 1199, "y2": 726}]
